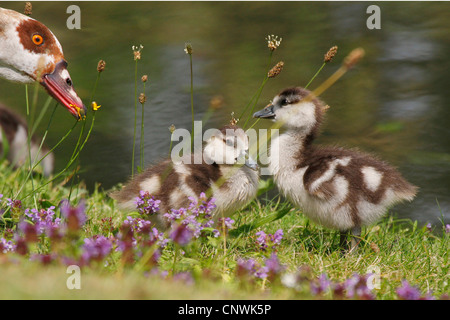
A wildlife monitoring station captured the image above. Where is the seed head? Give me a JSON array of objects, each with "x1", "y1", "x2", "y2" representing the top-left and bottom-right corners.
[
  {"x1": 141, "y1": 75, "x2": 148, "y2": 83},
  {"x1": 132, "y1": 44, "x2": 144, "y2": 60},
  {"x1": 229, "y1": 112, "x2": 239, "y2": 125},
  {"x1": 343, "y1": 48, "x2": 365, "y2": 69},
  {"x1": 268, "y1": 61, "x2": 284, "y2": 78},
  {"x1": 169, "y1": 124, "x2": 176, "y2": 133},
  {"x1": 139, "y1": 93, "x2": 146, "y2": 104},
  {"x1": 97, "y1": 60, "x2": 106, "y2": 73},
  {"x1": 24, "y1": 2, "x2": 32, "y2": 16},
  {"x1": 184, "y1": 43, "x2": 193, "y2": 55},
  {"x1": 324, "y1": 45, "x2": 338, "y2": 63},
  {"x1": 266, "y1": 35, "x2": 282, "y2": 51}
]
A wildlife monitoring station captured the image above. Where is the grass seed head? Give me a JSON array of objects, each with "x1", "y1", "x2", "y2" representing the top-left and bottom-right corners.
[
  {"x1": 324, "y1": 45, "x2": 338, "y2": 63},
  {"x1": 24, "y1": 2, "x2": 32, "y2": 16},
  {"x1": 266, "y1": 35, "x2": 282, "y2": 51},
  {"x1": 97, "y1": 60, "x2": 106, "y2": 73},
  {"x1": 268, "y1": 61, "x2": 284, "y2": 78}
]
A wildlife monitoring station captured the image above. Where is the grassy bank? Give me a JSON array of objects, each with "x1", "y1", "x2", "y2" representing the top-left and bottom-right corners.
[{"x1": 0, "y1": 161, "x2": 448, "y2": 300}]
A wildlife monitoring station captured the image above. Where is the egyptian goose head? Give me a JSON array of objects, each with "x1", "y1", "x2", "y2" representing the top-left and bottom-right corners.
[
  {"x1": 0, "y1": 7, "x2": 85, "y2": 119},
  {"x1": 203, "y1": 124, "x2": 258, "y2": 170}
]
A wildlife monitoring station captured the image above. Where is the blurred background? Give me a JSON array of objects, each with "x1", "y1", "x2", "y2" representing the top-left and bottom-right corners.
[{"x1": 1, "y1": 1, "x2": 449, "y2": 226}]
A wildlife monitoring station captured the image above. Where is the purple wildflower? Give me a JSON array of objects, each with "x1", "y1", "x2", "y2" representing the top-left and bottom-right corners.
[
  {"x1": 445, "y1": 224, "x2": 450, "y2": 234},
  {"x1": 151, "y1": 227, "x2": 169, "y2": 248},
  {"x1": 135, "y1": 191, "x2": 160, "y2": 216},
  {"x1": 256, "y1": 231, "x2": 268, "y2": 250},
  {"x1": 18, "y1": 220, "x2": 38, "y2": 243},
  {"x1": 60, "y1": 200, "x2": 87, "y2": 232},
  {"x1": 396, "y1": 280, "x2": 423, "y2": 300},
  {"x1": 6, "y1": 198, "x2": 22, "y2": 213},
  {"x1": 81, "y1": 235, "x2": 113, "y2": 264},
  {"x1": 164, "y1": 194, "x2": 218, "y2": 239},
  {"x1": 426, "y1": 223, "x2": 432, "y2": 232},
  {"x1": 255, "y1": 229, "x2": 284, "y2": 251},
  {"x1": 218, "y1": 217, "x2": 234, "y2": 231},
  {"x1": 0, "y1": 237, "x2": 15, "y2": 254},
  {"x1": 236, "y1": 258, "x2": 271, "y2": 280},
  {"x1": 164, "y1": 207, "x2": 188, "y2": 222},
  {"x1": 236, "y1": 258, "x2": 259, "y2": 278},
  {"x1": 124, "y1": 216, "x2": 152, "y2": 234},
  {"x1": 343, "y1": 273, "x2": 375, "y2": 300},
  {"x1": 30, "y1": 253, "x2": 55, "y2": 265},
  {"x1": 170, "y1": 223, "x2": 193, "y2": 246},
  {"x1": 310, "y1": 273, "x2": 332, "y2": 295},
  {"x1": 14, "y1": 236, "x2": 28, "y2": 255},
  {"x1": 117, "y1": 221, "x2": 134, "y2": 264},
  {"x1": 265, "y1": 253, "x2": 286, "y2": 282},
  {"x1": 188, "y1": 193, "x2": 216, "y2": 218},
  {"x1": 25, "y1": 206, "x2": 61, "y2": 235}
]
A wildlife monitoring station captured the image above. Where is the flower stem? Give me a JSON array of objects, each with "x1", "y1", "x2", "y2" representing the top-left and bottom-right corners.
[
  {"x1": 132, "y1": 60, "x2": 138, "y2": 177},
  {"x1": 24, "y1": 84, "x2": 38, "y2": 209},
  {"x1": 172, "y1": 245, "x2": 179, "y2": 274},
  {"x1": 140, "y1": 82, "x2": 146, "y2": 171},
  {"x1": 189, "y1": 53, "x2": 194, "y2": 153},
  {"x1": 14, "y1": 108, "x2": 75, "y2": 200},
  {"x1": 242, "y1": 51, "x2": 273, "y2": 129},
  {"x1": 23, "y1": 111, "x2": 97, "y2": 199},
  {"x1": 305, "y1": 62, "x2": 326, "y2": 89}
]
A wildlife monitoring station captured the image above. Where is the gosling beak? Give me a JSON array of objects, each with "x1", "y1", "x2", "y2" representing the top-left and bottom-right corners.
[
  {"x1": 236, "y1": 149, "x2": 259, "y2": 171},
  {"x1": 253, "y1": 103, "x2": 275, "y2": 120},
  {"x1": 244, "y1": 150, "x2": 259, "y2": 171},
  {"x1": 40, "y1": 60, "x2": 86, "y2": 120}
]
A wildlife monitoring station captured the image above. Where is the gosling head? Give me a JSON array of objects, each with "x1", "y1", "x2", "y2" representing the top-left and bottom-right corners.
[
  {"x1": 0, "y1": 7, "x2": 85, "y2": 119},
  {"x1": 203, "y1": 125, "x2": 258, "y2": 170},
  {"x1": 253, "y1": 87, "x2": 325, "y2": 136}
]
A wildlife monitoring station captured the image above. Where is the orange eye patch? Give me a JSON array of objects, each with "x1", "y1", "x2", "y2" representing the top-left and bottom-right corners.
[{"x1": 32, "y1": 34, "x2": 44, "y2": 46}]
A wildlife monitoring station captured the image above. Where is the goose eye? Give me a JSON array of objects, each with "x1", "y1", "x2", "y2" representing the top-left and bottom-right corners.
[
  {"x1": 66, "y1": 78, "x2": 72, "y2": 86},
  {"x1": 280, "y1": 98, "x2": 288, "y2": 106},
  {"x1": 32, "y1": 34, "x2": 44, "y2": 46}
]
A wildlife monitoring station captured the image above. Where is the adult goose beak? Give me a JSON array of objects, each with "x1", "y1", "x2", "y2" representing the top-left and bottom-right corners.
[
  {"x1": 40, "y1": 59, "x2": 86, "y2": 120},
  {"x1": 253, "y1": 104, "x2": 275, "y2": 119}
]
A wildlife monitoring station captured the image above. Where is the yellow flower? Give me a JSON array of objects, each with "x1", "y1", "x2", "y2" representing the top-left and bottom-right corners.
[
  {"x1": 91, "y1": 101, "x2": 101, "y2": 111},
  {"x1": 71, "y1": 104, "x2": 86, "y2": 121}
]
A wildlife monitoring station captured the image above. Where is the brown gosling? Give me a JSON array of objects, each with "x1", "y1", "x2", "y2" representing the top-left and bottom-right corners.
[
  {"x1": 111, "y1": 125, "x2": 259, "y2": 229},
  {"x1": 253, "y1": 87, "x2": 418, "y2": 251}
]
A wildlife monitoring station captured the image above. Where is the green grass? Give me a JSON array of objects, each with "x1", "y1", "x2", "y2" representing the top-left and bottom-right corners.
[{"x1": 0, "y1": 161, "x2": 448, "y2": 300}]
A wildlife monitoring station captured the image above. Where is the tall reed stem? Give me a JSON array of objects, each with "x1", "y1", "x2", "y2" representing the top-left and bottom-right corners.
[
  {"x1": 305, "y1": 62, "x2": 326, "y2": 89},
  {"x1": 24, "y1": 84, "x2": 37, "y2": 209},
  {"x1": 189, "y1": 53, "x2": 194, "y2": 153},
  {"x1": 140, "y1": 82, "x2": 146, "y2": 170},
  {"x1": 242, "y1": 51, "x2": 273, "y2": 129},
  {"x1": 132, "y1": 60, "x2": 138, "y2": 177}
]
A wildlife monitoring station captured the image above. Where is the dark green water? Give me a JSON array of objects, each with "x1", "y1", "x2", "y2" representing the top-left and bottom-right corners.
[{"x1": 1, "y1": 1, "x2": 449, "y2": 226}]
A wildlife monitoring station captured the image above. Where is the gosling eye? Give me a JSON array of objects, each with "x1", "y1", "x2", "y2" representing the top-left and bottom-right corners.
[
  {"x1": 279, "y1": 98, "x2": 288, "y2": 106},
  {"x1": 225, "y1": 137, "x2": 236, "y2": 147}
]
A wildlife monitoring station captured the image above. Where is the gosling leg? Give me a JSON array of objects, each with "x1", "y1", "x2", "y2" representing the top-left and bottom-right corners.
[
  {"x1": 349, "y1": 226, "x2": 361, "y2": 254},
  {"x1": 339, "y1": 226, "x2": 362, "y2": 254}
]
